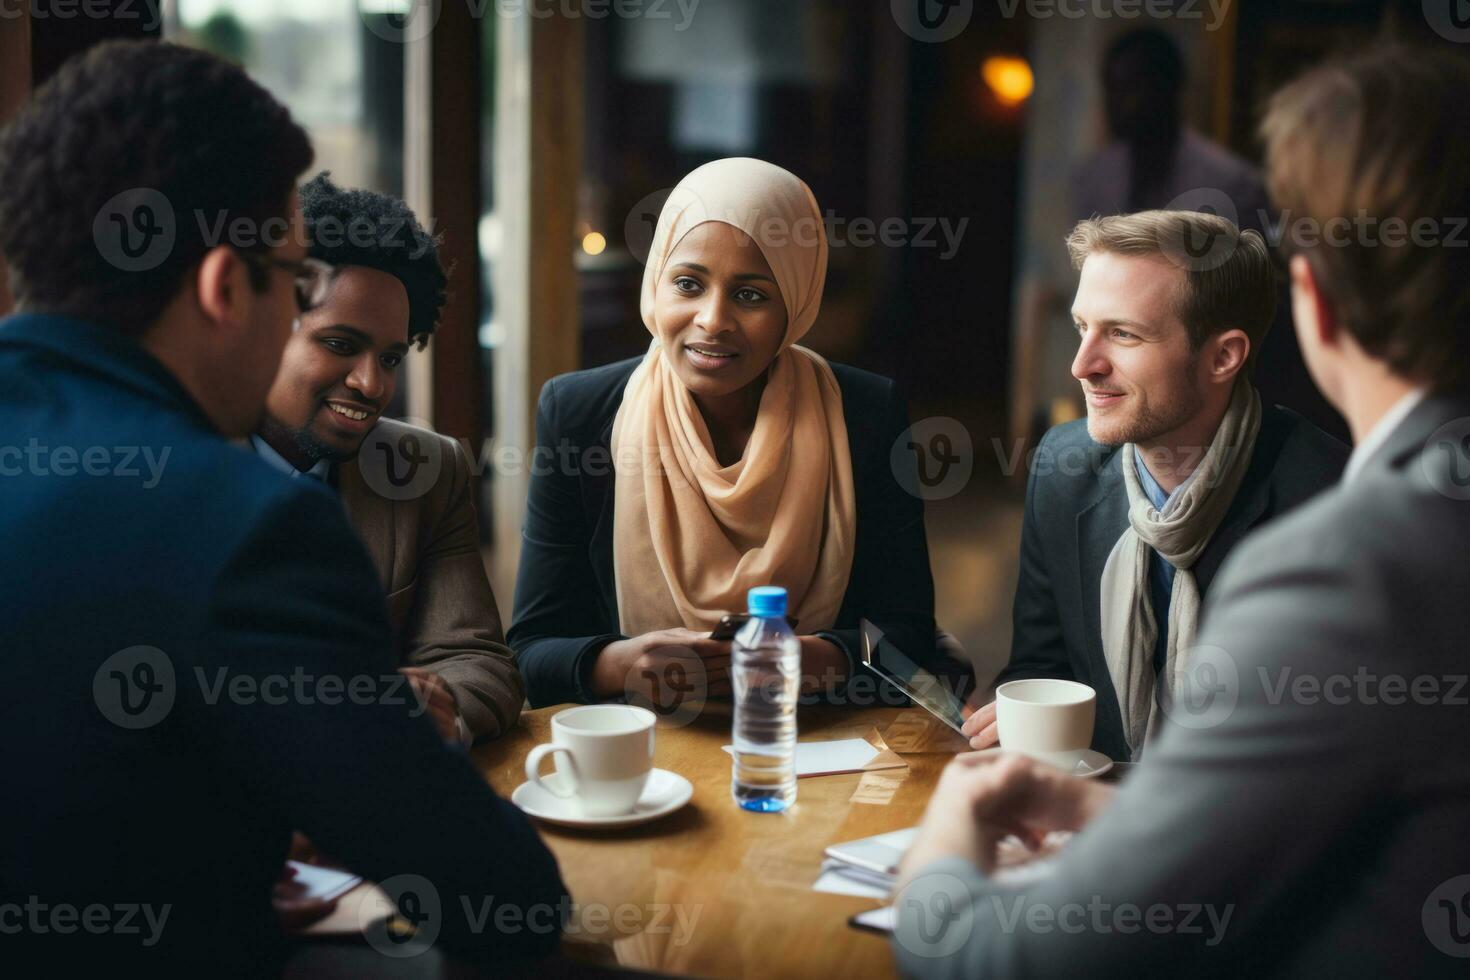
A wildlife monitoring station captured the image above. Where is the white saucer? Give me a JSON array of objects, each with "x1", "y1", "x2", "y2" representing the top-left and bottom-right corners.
[
  {"x1": 975, "y1": 747, "x2": 1115, "y2": 779},
  {"x1": 511, "y1": 768, "x2": 693, "y2": 828},
  {"x1": 1024, "y1": 748, "x2": 1114, "y2": 779}
]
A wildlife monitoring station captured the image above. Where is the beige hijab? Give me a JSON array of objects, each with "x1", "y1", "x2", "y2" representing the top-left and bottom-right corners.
[{"x1": 610, "y1": 158, "x2": 857, "y2": 636}]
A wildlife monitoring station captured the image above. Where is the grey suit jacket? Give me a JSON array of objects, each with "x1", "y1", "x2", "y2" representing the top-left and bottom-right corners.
[
  {"x1": 895, "y1": 393, "x2": 1470, "y2": 978},
  {"x1": 336, "y1": 418, "x2": 524, "y2": 739}
]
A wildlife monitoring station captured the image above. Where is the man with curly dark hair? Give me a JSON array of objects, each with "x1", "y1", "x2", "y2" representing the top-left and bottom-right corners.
[
  {"x1": 0, "y1": 41, "x2": 564, "y2": 976},
  {"x1": 252, "y1": 173, "x2": 524, "y2": 744}
]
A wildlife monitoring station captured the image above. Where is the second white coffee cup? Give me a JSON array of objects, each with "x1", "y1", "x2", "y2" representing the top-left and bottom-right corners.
[
  {"x1": 524, "y1": 704, "x2": 656, "y2": 817},
  {"x1": 995, "y1": 679, "x2": 1096, "y2": 754}
]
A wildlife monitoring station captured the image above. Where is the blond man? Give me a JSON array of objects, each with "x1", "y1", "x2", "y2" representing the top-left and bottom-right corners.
[{"x1": 966, "y1": 210, "x2": 1345, "y2": 760}]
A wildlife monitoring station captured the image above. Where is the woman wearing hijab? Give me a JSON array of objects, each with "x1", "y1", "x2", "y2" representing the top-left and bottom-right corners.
[{"x1": 509, "y1": 158, "x2": 958, "y2": 707}]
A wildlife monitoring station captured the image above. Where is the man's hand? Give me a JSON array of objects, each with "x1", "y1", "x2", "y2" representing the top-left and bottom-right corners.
[
  {"x1": 400, "y1": 667, "x2": 460, "y2": 743},
  {"x1": 961, "y1": 700, "x2": 999, "y2": 750},
  {"x1": 273, "y1": 863, "x2": 339, "y2": 933},
  {"x1": 898, "y1": 752, "x2": 1115, "y2": 887},
  {"x1": 593, "y1": 629, "x2": 733, "y2": 704}
]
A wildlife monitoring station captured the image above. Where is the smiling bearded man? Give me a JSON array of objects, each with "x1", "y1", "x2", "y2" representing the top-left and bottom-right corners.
[
  {"x1": 253, "y1": 172, "x2": 523, "y2": 745},
  {"x1": 964, "y1": 210, "x2": 1347, "y2": 760}
]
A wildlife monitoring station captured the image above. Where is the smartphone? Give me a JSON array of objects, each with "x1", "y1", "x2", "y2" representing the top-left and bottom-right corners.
[
  {"x1": 859, "y1": 619, "x2": 968, "y2": 734},
  {"x1": 710, "y1": 613, "x2": 799, "y2": 641}
]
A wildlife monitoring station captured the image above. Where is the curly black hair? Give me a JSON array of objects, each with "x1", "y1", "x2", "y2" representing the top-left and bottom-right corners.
[
  {"x1": 299, "y1": 172, "x2": 448, "y2": 349},
  {"x1": 0, "y1": 40, "x2": 312, "y2": 336}
]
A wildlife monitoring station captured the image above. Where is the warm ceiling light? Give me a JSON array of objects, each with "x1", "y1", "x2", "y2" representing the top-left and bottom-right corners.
[
  {"x1": 582, "y1": 232, "x2": 607, "y2": 256},
  {"x1": 982, "y1": 55, "x2": 1034, "y2": 106}
]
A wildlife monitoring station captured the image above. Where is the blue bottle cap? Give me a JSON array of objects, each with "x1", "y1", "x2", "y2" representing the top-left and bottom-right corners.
[{"x1": 747, "y1": 586, "x2": 788, "y2": 617}]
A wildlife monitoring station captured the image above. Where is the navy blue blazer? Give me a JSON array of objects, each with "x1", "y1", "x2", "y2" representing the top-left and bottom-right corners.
[
  {"x1": 1000, "y1": 405, "x2": 1350, "y2": 761},
  {"x1": 0, "y1": 315, "x2": 565, "y2": 975},
  {"x1": 509, "y1": 355, "x2": 957, "y2": 708}
]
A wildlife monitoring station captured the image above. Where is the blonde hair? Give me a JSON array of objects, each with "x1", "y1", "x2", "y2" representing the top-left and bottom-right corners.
[{"x1": 1066, "y1": 210, "x2": 1276, "y2": 370}]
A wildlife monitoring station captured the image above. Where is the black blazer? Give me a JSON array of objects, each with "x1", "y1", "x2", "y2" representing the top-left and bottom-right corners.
[
  {"x1": 0, "y1": 315, "x2": 566, "y2": 974},
  {"x1": 509, "y1": 355, "x2": 954, "y2": 707},
  {"x1": 1000, "y1": 405, "x2": 1350, "y2": 761}
]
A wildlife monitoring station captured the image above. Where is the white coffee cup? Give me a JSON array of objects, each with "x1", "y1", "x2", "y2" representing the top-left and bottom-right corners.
[
  {"x1": 995, "y1": 679, "x2": 1096, "y2": 754},
  {"x1": 524, "y1": 704, "x2": 656, "y2": 816}
]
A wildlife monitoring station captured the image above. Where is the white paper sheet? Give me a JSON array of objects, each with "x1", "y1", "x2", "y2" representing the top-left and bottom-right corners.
[{"x1": 812, "y1": 859, "x2": 893, "y2": 899}]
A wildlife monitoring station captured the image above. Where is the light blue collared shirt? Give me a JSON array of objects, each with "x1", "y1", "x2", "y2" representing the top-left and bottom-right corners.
[
  {"x1": 1133, "y1": 452, "x2": 1180, "y2": 673},
  {"x1": 250, "y1": 434, "x2": 331, "y2": 483}
]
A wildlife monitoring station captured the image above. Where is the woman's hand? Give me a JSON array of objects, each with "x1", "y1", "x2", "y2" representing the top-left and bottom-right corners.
[
  {"x1": 798, "y1": 635, "x2": 849, "y2": 693},
  {"x1": 592, "y1": 628, "x2": 733, "y2": 704}
]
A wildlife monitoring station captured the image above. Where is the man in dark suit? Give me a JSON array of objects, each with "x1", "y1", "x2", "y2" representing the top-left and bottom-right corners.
[
  {"x1": 253, "y1": 173, "x2": 523, "y2": 744},
  {"x1": 0, "y1": 41, "x2": 563, "y2": 975},
  {"x1": 966, "y1": 210, "x2": 1346, "y2": 761}
]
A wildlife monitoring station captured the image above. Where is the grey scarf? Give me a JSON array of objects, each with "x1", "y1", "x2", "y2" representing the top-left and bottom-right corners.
[{"x1": 1099, "y1": 382, "x2": 1261, "y2": 758}]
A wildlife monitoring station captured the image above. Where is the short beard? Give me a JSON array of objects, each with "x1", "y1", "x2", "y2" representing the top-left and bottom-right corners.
[
  {"x1": 257, "y1": 413, "x2": 344, "y2": 466},
  {"x1": 1087, "y1": 366, "x2": 1203, "y2": 448}
]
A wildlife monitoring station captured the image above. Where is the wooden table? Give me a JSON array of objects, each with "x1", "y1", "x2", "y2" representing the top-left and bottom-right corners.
[{"x1": 472, "y1": 702, "x2": 969, "y2": 979}]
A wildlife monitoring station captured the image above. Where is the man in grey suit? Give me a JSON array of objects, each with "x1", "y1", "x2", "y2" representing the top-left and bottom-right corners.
[{"x1": 894, "y1": 44, "x2": 1470, "y2": 977}]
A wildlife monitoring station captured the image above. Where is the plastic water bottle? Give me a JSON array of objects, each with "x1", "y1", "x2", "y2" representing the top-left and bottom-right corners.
[{"x1": 731, "y1": 586, "x2": 801, "y2": 812}]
